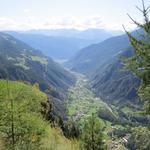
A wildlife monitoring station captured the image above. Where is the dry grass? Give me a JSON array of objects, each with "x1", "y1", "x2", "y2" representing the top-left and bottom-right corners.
[
  {"x1": 42, "y1": 126, "x2": 80, "y2": 150},
  {"x1": 0, "y1": 138, "x2": 5, "y2": 150}
]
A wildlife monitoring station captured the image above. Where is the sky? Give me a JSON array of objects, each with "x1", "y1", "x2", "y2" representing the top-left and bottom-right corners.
[{"x1": 0, "y1": 0, "x2": 150, "y2": 31}]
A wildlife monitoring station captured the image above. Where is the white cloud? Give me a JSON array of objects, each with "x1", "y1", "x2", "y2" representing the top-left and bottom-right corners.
[
  {"x1": 0, "y1": 18, "x2": 18, "y2": 30},
  {"x1": 42, "y1": 15, "x2": 106, "y2": 30},
  {"x1": 41, "y1": 15, "x2": 137, "y2": 31},
  {"x1": 0, "y1": 15, "x2": 137, "y2": 31}
]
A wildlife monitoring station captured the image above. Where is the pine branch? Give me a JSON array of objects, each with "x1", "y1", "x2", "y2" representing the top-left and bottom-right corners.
[{"x1": 127, "y1": 13, "x2": 143, "y2": 27}]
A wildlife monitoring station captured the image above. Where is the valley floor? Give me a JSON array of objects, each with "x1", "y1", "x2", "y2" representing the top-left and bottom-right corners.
[{"x1": 66, "y1": 74, "x2": 128, "y2": 150}]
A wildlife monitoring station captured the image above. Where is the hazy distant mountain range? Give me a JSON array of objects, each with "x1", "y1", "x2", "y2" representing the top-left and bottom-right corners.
[
  {"x1": 24, "y1": 28, "x2": 123, "y2": 39},
  {"x1": 6, "y1": 28, "x2": 123, "y2": 60}
]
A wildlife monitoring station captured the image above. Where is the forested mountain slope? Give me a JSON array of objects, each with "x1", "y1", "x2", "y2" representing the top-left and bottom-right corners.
[
  {"x1": 0, "y1": 32, "x2": 75, "y2": 99},
  {"x1": 67, "y1": 34, "x2": 130, "y2": 75},
  {"x1": 0, "y1": 32, "x2": 77, "y2": 120},
  {"x1": 92, "y1": 49, "x2": 140, "y2": 105}
]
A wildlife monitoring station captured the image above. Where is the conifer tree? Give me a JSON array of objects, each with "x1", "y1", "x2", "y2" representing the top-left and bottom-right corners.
[
  {"x1": 124, "y1": 0, "x2": 150, "y2": 114},
  {"x1": 81, "y1": 114, "x2": 104, "y2": 150}
]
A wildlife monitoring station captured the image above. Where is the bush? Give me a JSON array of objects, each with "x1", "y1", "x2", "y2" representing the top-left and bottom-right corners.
[{"x1": 127, "y1": 127, "x2": 150, "y2": 150}]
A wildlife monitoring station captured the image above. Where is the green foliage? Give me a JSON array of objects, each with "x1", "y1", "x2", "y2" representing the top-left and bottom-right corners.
[
  {"x1": 62, "y1": 119, "x2": 80, "y2": 139},
  {"x1": 127, "y1": 126, "x2": 150, "y2": 150},
  {"x1": 0, "y1": 80, "x2": 48, "y2": 150},
  {"x1": 124, "y1": 1, "x2": 150, "y2": 114},
  {"x1": 80, "y1": 114, "x2": 105, "y2": 150}
]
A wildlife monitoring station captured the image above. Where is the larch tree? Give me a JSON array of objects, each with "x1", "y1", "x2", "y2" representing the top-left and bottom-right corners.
[
  {"x1": 123, "y1": 0, "x2": 150, "y2": 115},
  {"x1": 81, "y1": 114, "x2": 105, "y2": 150}
]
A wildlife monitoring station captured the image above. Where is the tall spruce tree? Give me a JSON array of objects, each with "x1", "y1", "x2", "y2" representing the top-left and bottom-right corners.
[
  {"x1": 124, "y1": 0, "x2": 150, "y2": 115},
  {"x1": 81, "y1": 114, "x2": 104, "y2": 150}
]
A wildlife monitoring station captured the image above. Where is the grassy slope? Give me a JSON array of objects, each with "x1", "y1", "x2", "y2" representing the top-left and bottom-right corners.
[
  {"x1": 42, "y1": 127, "x2": 79, "y2": 150},
  {"x1": 0, "y1": 80, "x2": 79, "y2": 150}
]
